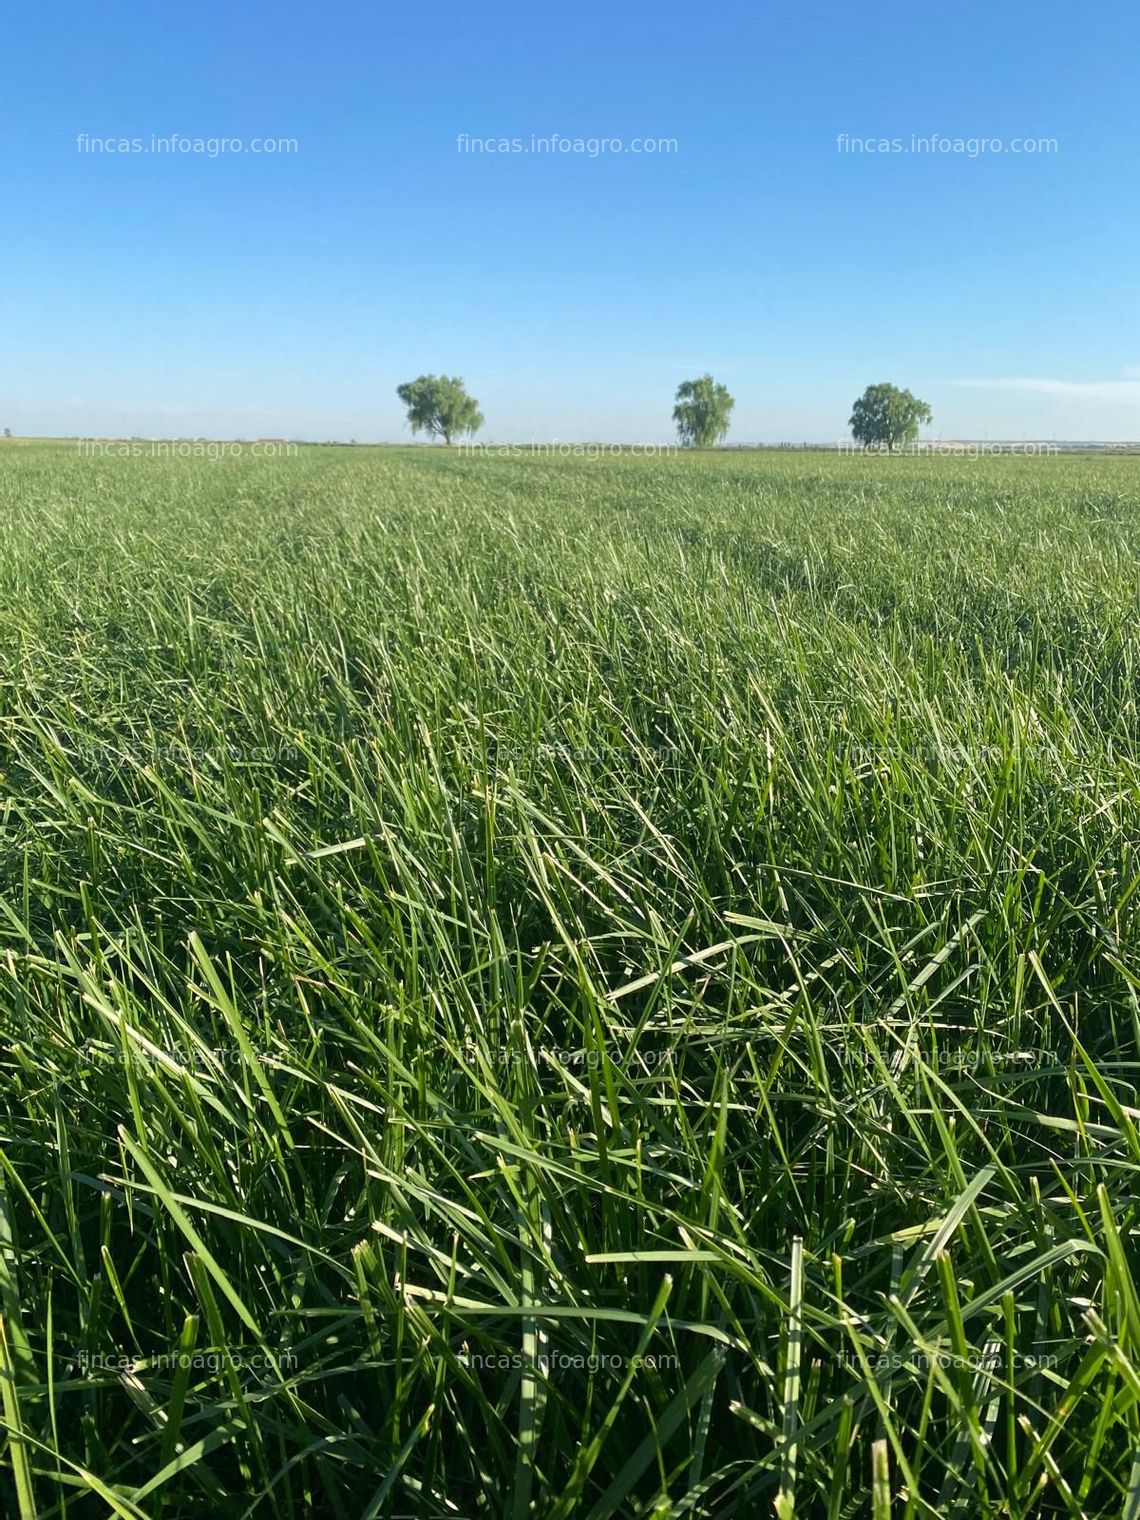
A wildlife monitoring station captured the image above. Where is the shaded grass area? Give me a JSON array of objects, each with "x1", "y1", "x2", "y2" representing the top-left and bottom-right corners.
[{"x1": 1, "y1": 444, "x2": 1140, "y2": 1516}]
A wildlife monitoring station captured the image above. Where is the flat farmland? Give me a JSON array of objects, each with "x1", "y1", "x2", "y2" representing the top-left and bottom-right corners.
[{"x1": 2, "y1": 443, "x2": 1140, "y2": 1517}]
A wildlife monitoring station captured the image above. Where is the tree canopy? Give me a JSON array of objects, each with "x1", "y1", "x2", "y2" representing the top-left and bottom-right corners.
[
  {"x1": 849, "y1": 383, "x2": 932, "y2": 452},
  {"x1": 672, "y1": 374, "x2": 735, "y2": 448},
  {"x1": 396, "y1": 375, "x2": 484, "y2": 445}
]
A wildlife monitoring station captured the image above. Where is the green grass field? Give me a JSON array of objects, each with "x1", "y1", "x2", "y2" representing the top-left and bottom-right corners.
[{"x1": 3, "y1": 442, "x2": 1140, "y2": 1518}]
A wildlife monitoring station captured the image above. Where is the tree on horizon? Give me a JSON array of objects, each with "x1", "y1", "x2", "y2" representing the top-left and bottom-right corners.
[
  {"x1": 672, "y1": 374, "x2": 735, "y2": 448},
  {"x1": 396, "y1": 375, "x2": 484, "y2": 445},
  {"x1": 849, "y1": 383, "x2": 932, "y2": 452}
]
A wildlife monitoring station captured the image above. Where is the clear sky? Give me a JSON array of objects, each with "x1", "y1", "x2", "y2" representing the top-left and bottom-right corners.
[{"x1": 2, "y1": 1, "x2": 1138, "y2": 443}]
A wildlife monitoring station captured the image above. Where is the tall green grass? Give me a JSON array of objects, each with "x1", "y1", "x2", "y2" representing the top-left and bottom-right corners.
[{"x1": 2, "y1": 442, "x2": 1140, "y2": 1516}]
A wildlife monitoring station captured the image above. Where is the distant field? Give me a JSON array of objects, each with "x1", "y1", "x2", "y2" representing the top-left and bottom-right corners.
[{"x1": 3, "y1": 443, "x2": 1140, "y2": 1517}]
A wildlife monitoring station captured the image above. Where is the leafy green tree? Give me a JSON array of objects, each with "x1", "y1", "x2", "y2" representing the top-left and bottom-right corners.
[
  {"x1": 396, "y1": 375, "x2": 484, "y2": 445},
  {"x1": 849, "y1": 383, "x2": 932, "y2": 452},
  {"x1": 673, "y1": 374, "x2": 735, "y2": 448}
]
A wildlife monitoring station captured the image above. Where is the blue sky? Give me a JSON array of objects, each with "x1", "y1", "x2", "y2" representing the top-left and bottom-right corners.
[{"x1": 2, "y1": 0, "x2": 1138, "y2": 442}]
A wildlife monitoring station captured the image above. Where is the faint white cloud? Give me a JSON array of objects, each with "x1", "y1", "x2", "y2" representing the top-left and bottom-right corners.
[{"x1": 952, "y1": 376, "x2": 1140, "y2": 402}]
